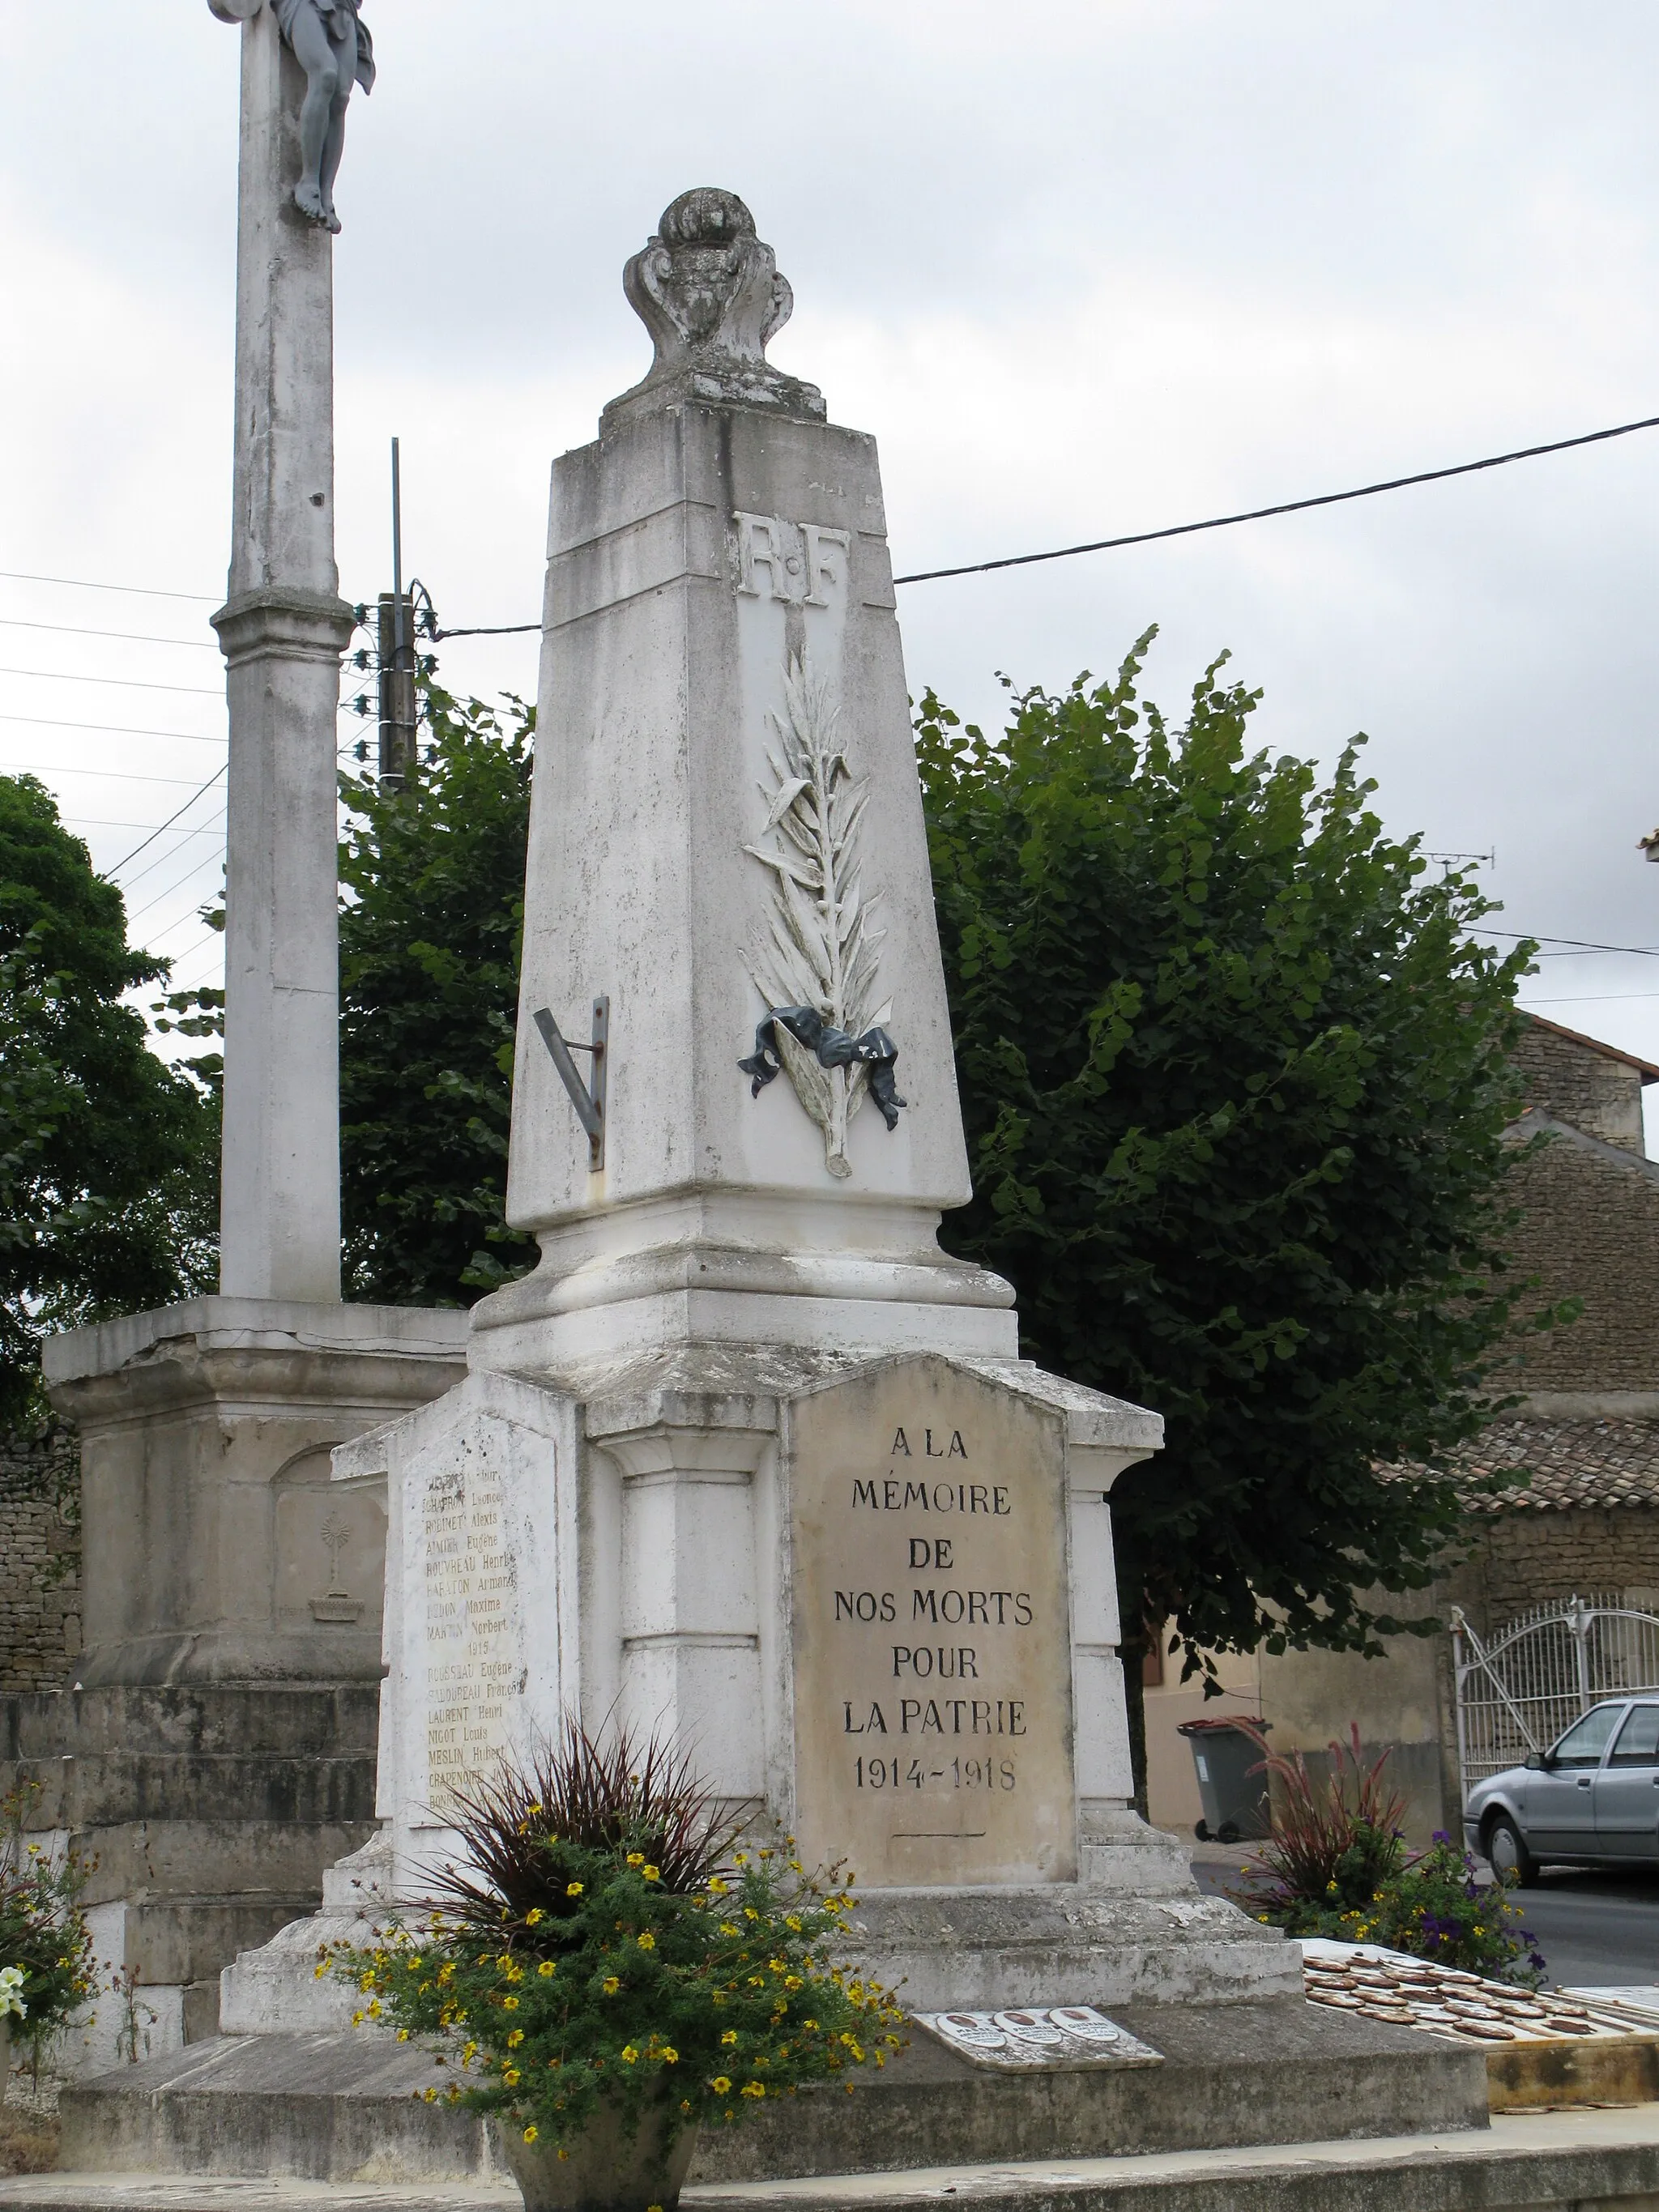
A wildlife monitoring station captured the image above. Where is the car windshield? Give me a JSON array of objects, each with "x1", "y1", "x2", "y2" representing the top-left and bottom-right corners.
[{"x1": 1550, "y1": 1704, "x2": 1625, "y2": 1768}]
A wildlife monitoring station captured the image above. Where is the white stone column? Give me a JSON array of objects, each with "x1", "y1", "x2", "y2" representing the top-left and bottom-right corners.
[{"x1": 211, "y1": 1, "x2": 353, "y2": 1301}]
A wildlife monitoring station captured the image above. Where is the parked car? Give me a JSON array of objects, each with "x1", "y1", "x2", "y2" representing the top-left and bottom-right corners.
[{"x1": 1464, "y1": 1697, "x2": 1659, "y2": 1884}]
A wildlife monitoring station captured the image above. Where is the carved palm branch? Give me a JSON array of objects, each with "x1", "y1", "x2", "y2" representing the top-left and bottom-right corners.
[{"x1": 744, "y1": 657, "x2": 889, "y2": 1174}]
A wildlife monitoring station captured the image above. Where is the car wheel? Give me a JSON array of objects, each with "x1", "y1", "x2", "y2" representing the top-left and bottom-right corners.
[{"x1": 1485, "y1": 1813, "x2": 1538, "y2": 1888}]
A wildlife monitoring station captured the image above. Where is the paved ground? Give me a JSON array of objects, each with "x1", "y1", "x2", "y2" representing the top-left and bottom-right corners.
[{"x1": 1188, "y1": 1854, "x2": 1659, "y2": 1990}]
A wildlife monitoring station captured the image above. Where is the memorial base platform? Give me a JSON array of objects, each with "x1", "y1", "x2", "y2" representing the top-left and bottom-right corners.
[
  {"x1": 13, "y1": 2105, "x2": 1659, "y2": 2212},
  {"x1": 57, "y1": 2001, "x2": 1483, "y2": 2185}
]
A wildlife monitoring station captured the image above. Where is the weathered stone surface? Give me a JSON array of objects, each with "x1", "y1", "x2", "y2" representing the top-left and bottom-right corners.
[
  {"x1": 469, "y1": 380, "x2": 1017, "y2": 1366},
  {"x1": 44, "y1": 1300, "x2": 467, "y2": 1686},
  {"x1": 57, "y1": 2000, "x2": 1486, "y2": 2184},
  {"x1": 790, "y1": 1362, "x2": 1078, "y2": 1886},
  {"x1": 208, "y1": 5, "x2": 353, "y2": 1301}
]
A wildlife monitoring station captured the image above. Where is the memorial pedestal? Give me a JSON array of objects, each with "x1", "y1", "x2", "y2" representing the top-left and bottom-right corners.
[{"x1": 2, "y1": 1300, "x2": 468, "y2": 2063}]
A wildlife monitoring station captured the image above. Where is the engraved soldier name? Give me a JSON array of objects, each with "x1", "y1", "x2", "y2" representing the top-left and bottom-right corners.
[{"x1": 791, "y1": 1370, "x2": 1077, "y2": 1886}]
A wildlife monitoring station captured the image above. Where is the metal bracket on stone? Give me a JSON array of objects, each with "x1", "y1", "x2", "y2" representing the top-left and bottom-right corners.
[{"x1": 534, "y1": 998, "x2": 609, "y2": 1171}]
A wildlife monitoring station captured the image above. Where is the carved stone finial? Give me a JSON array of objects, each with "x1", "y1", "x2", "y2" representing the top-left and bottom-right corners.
[{"x1": 605, "y1": 190, "x2": 826, "y2": 430}]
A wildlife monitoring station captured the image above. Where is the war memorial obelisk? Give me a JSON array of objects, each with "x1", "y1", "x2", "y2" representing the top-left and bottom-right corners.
[{"x1": 231, "y1": 185, "x2": 1295, "y2": 2017}]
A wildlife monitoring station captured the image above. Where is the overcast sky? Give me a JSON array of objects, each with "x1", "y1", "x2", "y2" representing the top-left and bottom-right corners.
[{"x1": 4, "y1": 3, "x2": 1657, "y2": 1119}]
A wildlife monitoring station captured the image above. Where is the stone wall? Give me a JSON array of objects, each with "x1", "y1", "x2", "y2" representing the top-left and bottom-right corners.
[
  {"x1": 0, "y1": 1426, "x2": 81, "y2": 1691},
  {"x1": 1452, "y1": 1507, "x2": 1659, "y2": 1634},
  {"x1": 1512, "y1": 1019, "x2": 1647, "y2": 1153},
  {"x1": 1503, "y1": 1133, "x2": 1659, "y2": 1391}
]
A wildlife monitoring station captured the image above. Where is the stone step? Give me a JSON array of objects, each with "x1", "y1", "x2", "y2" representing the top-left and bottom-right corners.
[
  {"x1": 11, "y1": 2108, "x2": 1659, "y2": 2212},
  {"x1": 59, "y1": 2001, "x2": 1486, "y2": 2188}
]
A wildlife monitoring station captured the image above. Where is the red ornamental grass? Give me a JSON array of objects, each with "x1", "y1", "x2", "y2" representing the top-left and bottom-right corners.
[
  {"x1": 1235, "y1": 1720, "x2": 1409, "y2": 1903},
  {"x1": 423, "y1": 1719, "x2": 744, "y2": 1931}
]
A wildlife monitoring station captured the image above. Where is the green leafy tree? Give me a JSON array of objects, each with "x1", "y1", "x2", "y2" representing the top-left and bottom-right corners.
[
  {"x1": 0, "y1": 775, "x2": 215, "y2": 1422},
  {"x1": 915, "y1": 631, "x2": 1548, "y2": 1730},
  {"x1": 338, "y1": 684, "x2": 537, "y2": 1303}
]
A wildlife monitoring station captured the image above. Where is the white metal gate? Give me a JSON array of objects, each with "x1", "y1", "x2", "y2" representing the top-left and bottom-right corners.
[{"x1": 1452, "y1": 1594, "x2": 1659, "y2": 1804}]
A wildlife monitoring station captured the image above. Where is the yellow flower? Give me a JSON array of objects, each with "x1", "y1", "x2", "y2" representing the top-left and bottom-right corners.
[
  {"x1": 721, "y1": 2030, "x2": 739, "y2": 2046},
  {"x1": 642, "y1": 1866, "x2": 660, "y2": 1883},
  {"x1": 397, "y1": 2029, "x2": 410, "y2": 2043},
  {"x1": 785, "y1": 1916, "x2": 802, "y2": 1933},
  {"x1": 422, "y1": 2089, "x2": 437, "y2": 2104},
  {"x1": 603, "y1": 1976, "x2": 621, "y2": 1996},
  {"x1": 503, "y1": 1997, "x2": 519, "y2": 2010},
  {"x1": 740, "y1": 2082, "x2": 766, "y2": 2099},
  {"x1": 711, "y1": 2076, "x2": 732, "y2": 2095},
  {"x1": 638, "y1": 1933, "x2": 656, "y2": 1951},
  {"x1": 661, "y1": 2047, "x2": 678, "y2": 2064},
  {"x1": 708, "y1": 1877, "x2": 729, "y2": 1894},
  {"x1": 313, "y1": 1963, "x2": 327, "y2": 1980},
  {"x1": 507, "y1": 2030, "x2": 524, "y2": 2048},
  {"x1": 503, "y1": 2068, "x2": 521, "y2": 2087},
  {"x1": 734, "y1": 1852, "x2": 749, "y2": 1867},
  {"x1": 522, "y1": 2127, "x2": 539, "y2": 2145},
  {"x1": 538, "y1": 1961, "x2": 556, "y2": 1979},
  {"x1": 621, "y1": 2046, "x2": 639, "y2": 2065},
  {"x1": 627, "y1": 1852, "x2": 645, "y2": 1867},
  {"x1": 566, "y1": 1882, "x2": 584, "y2": 1897},
  {"x1": 526, "y1": 1909, "x2": 544, "y2": 1927}
]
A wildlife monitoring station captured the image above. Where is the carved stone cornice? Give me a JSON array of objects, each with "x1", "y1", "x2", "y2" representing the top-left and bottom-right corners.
[{"x1": 212, "y1": 586, "x2": 358, "y2": 668}]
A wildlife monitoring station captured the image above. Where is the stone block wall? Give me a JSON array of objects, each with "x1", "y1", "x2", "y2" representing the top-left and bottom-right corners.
[
  {"x1": 1512, "y1": 1020, "x2": 1647, "y2": 1153},
  {"x1": 0, "y1": 1425, "x2": 82, "y2": 1690},
  {"x1": 1504, "y1": 1136, "x2": 1659, "y2": 1390},
  {"x1": 1452, "y1": 1506, "x2": 1659, "y2": 1635}
]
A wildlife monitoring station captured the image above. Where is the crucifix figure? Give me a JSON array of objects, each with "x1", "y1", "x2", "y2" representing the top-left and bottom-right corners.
[
  {"x1": 277, "y1": 0, "x2": 374, "y2": 232},
  {"x1": 208, "y1": 0, "x2": 374, "y2": 233}
]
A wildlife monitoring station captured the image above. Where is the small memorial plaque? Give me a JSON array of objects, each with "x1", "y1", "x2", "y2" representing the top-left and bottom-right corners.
[
  {"x1": 789, "y1": 1359, "x2": 1077, "y2": 1886},
  {"x1": 914, "y1": 2005, "x2": 1162, "y2": 2071},
  {"x1": 421, "y1": 1459, "x2": 520, "y2": 1806}
]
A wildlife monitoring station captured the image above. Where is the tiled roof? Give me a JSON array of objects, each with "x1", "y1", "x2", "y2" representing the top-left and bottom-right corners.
[{"x1": 1454, "y1": 1420, "x2": 1659, "y2": 1514}]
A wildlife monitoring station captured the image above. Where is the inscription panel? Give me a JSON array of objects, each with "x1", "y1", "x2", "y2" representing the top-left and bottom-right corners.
[
  {"x1": 421, "y1": 1458, "x2": 518, "y2": 1805},
  {"x1": 791, "y1": 1363, "x2": 1077, "y2": 1886}
]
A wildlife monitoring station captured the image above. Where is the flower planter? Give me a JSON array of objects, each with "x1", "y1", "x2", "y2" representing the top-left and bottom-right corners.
[{"x1": 499, "y1": 2102, "x2": 698, "y2": 2212}]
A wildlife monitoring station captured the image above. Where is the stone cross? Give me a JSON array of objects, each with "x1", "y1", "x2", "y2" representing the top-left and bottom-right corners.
[{"x1": 207, "y1": 0, "x2": 356, "y2": 1301}]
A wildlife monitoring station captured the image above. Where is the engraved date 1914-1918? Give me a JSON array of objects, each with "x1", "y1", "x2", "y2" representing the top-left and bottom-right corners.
[{"x1": 856, "y1": 1754, "x2": 1017, "y2": 1792}]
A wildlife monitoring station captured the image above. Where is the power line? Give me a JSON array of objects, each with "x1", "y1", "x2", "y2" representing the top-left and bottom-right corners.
[
  {"x1": 0, "y1": 617, "x2": 217, "y2": 650},
  {"x1": 1523, "y1": 991, "x2": 1659, "y2": 1006},
  {"x1": 0, "y1": 568, "x2": 217, "y2": 603},
  {"x1": 891, "y1": 411, "x2": 1659, "y2": 586},
  {"x1": 0, "y1": 714, "x2": 224, "y2": 744},
  {"x1": 1484, "y1": 929, "x2": 1659, "y2": 957},
  {"x1": 436, "y1": 621, "x2": 540, "y2": 639},
  {"x1": 70, "y1": 817, "x2": 223, "y2": 840},
  {"x1": 107, "y1": 763, "x2": 230, "y2": 876},
  {"x1": 126, "y1": 859, "x2": 228, "y2": 932},
  {"x1": 119, "y1": 820, "x2": 228, "y2": 900},
  {"x1": 0, "y1": 664, "x2": 223, "y2": 697},
  {"x1": 0, "y1": 761, "x2": 213, "y2": 786}
]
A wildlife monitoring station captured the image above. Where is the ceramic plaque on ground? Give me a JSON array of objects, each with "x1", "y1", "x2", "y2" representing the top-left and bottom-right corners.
[
  {"x1": 914, "y1": 2006, "x2": 1162, "y2": 2071},
  {"x1": 789, "y1": 1357, "x2": 1077, "y2": 1885}
]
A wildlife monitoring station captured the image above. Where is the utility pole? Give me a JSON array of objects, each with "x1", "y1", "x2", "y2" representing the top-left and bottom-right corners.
[{"x1": 377, "y1": 439, "x2": 420, "y2": 790}]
